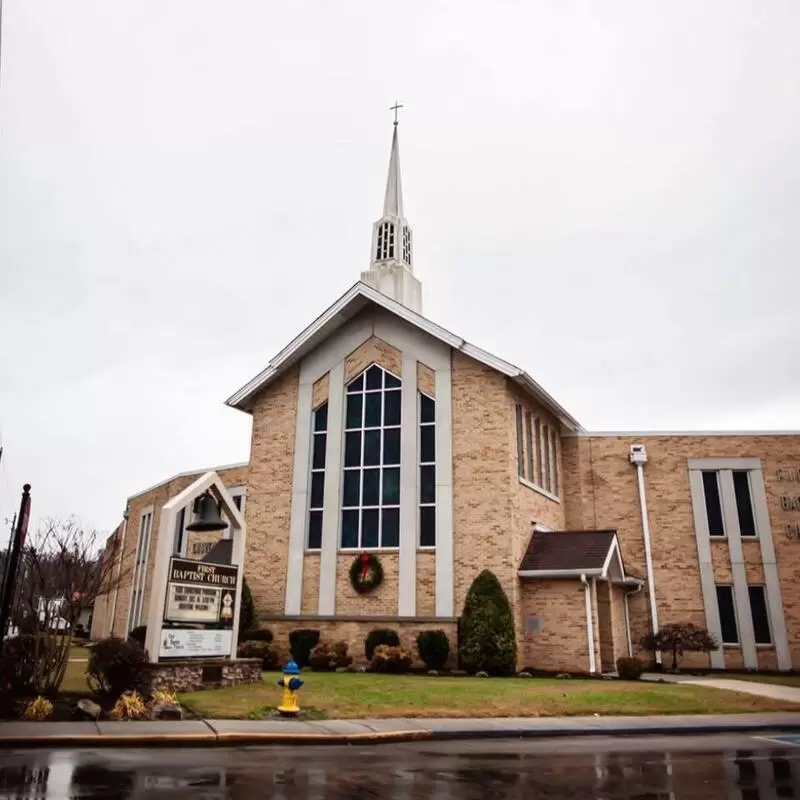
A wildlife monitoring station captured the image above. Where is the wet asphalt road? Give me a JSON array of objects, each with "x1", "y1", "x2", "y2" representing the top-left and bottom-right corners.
[{"x1": 0, "y1": 732, "x2": 798, "y2": 798}]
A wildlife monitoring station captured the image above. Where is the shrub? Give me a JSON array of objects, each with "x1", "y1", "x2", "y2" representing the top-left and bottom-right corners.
[
  {"x1": 0, "y1": 634, "x2": 40, "y2": 694},
  {"x1": 237, "y1": 641, "x2": 280, "y2": 670},
  {"x1": 239, "y1": 577, "x2": 255, "y2": 633},
  {"x1": 128, "y1": 626, "x2": 147, "y2": 648},
  {"x1": 458, "y1": 570, "x2": 517, "y2": 676},
  {"x1": 640, "y1": 622, "x2": 719, "y2": 671},
  {"x1": 22, "y1": 696, "x2": 53, "y2": 720},
  {"x1": 370, "y1": 645, "x2": 412, "y2": 674},
  {"x1": 416, "y1": 630, "x2": 450, "y2": 670},
  {"x1": 309, "y1": 641, "x2": 353, "y2": 672},
  {"x1": 616, "y1": 656, "x2": 644, "y2": 681},
  {"x1": 109, "y1": 690, "x2": 148, "y2": 720},
  {"x1": 86, "y1": 637, "x2": 149, "y2": 697},
  {"x1": 289, "y1": 629, "x2": 320, "y2": 667},
  {"x1": 240, "y1": 628, "x2": 273, "y2": 643},
  {"x1": 365, "y1": 628, "x2": 400, "y2": 661}
]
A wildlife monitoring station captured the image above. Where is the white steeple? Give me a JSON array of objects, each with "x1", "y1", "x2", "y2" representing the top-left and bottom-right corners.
[{"x1": 361, "y1": 109, "x2": 422, "y2": 314}]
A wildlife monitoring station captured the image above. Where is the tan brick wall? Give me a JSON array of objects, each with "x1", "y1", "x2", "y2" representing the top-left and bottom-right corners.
[
  {"x1": 561, "y1": 433, "x2": 800, "y2": 669},
  {"x1": 344, "y1": 336, "x2": 403, "y2": 383},
  {"x1": 416, "y1": 551, "x2": 436, "y2": 616},
  {"x1": 611, "y1": 584, "x2": 630, "y2": 663},
  {"x1": 261, "y1": 617, "x2": 459, "y2": 668},
  {"x1": 335, "y1": 554, "x2": 398, "y2": 615},
  {"x1": 311, "y1": 373, "x2": 329, "y2": 409},
  {"x1": 301, "y1": 553, "x2": 320, "y2": 615},
  {"x1": 417, "y1": 362, "x2": 435, "y2": 397}
]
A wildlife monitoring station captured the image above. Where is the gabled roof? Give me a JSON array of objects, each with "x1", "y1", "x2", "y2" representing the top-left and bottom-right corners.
[
  {"x1": 225, "y1": 282, "x2": 583, "y2": 431},
  {"x1": 518, "y1": 529, "x2": 642, "y2": 586}
]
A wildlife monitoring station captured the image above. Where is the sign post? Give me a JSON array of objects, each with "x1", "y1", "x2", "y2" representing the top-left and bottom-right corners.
[{"x1": 144, "y1": 472, "x2": 246, "y2": 663}]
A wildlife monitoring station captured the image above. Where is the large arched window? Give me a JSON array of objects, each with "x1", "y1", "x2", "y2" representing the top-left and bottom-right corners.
[{"x1": 341, "y1": 364, "x2": 401, "y2": 549}]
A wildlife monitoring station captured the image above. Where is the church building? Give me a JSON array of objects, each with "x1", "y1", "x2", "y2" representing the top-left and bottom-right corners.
[{"x1": 92, "y1": 121, "x2": 800, "y2": 674}]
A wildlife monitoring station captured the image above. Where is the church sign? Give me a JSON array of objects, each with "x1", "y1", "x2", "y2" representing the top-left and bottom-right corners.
[{"x1": 164, "y1": 557, "x2": 238, "y2": 625}]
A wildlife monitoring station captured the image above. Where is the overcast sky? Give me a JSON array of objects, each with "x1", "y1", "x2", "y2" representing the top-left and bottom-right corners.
[{"x1": 1, "y1": 1, "x2": 798, "y2": 539}]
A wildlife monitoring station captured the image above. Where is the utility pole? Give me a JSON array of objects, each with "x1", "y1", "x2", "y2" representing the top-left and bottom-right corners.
[{"x1": 0, "y1": 484, "x2": 31, "y2": 654}]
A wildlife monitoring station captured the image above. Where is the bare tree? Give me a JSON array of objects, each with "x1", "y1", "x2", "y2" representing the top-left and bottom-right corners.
[{"x1": 3, "y1": 518, "x2": 130, "y2": 695}]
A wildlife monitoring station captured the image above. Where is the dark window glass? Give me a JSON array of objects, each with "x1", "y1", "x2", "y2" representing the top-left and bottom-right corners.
[
  {"x1": 348, "y1": 375, "x2": 363, "y2": 393},
  {"x1": 312, "y1": 433, "x2": 326, "y2": 469},
  {"x1": 420, "y1": 394, "x2": 435, "y2": 423},
  {"x1": 363, "y1": 429, "x2": 381, "y2": 466},
  {"x1": 341, "y1": 510, "x2": 359, "y2": 548},
  {"x1": 716, "y1": 585, "x2": 739, "y2": 643},
  {"x1": 383, "y1": 428, "x2": 400, "y2": 465},
  {"x1": 421, "y1": 425, "x2": 435, "y2": 463},
  {"x1": 551, "y1": 428, "x2": 559, "y2": 496},
  {"x1": 342, "y1": 470, "x2": 360, "y2": 507},
  {"x1": 314, "y1": 403, "x2": 328, "y2": 432},
  {"x1": 308, "y1": 511, "x2": 322, "y2": 550},
  {"x1": 344, "y1": 431, "x2": 361, "y2": 467},
  {"x1": 366, "y1": 365, "x2": 383, "y2": 390},
  {"x1": 362, "y1": 468, "x2": 380, "y2": 506},
  {"x1": 734, "y1": 471, "x2": 757, "y2": 537},
  {"x1": 420, "y1": 465, "x2": 435, "y2": 504},
  {"x1": 364, "y1": 392, "x2": 382, "y2": 427},
  {"x1": 515, "y1": 405, "x2": 524, "y2": 477},
  {"x1": 310, "y1": 472, "x2": 325, "y2": 508},
  {"x1": 382, "y1": 508, "x2": 400, "y2": 548},
  {"x1": 543, "y1": 425, "x2": 551, "y2": 491},
  {"x1": 384, "y1": 389, "x2": 401, "y2": 426},
  {"x1": 385, "y1": 372, "x2": 401, "y2": 389},
  {"x1": 382, "y1": 467, "x2": 400, "y2": 505},
  {"x1": 233, "y1": 495, "x2": 242, "y2": 511},
  {"x1": 361, "y1": 509, "x2": 379, "y2": 548},
  {"x1": 534, "y1": 417, "x2": 542, "y2": 482},
  {"x1": 703, "y1": 472, "x2": 725, "y2": 537},
  {"x1": 525, "y1": 412, "x2": 534, "y2": 483},
  {"x1": 345, "y1": 393, "x2": 362, "y2": 429},
  {"x1": 420, "y1": 506, "x2": 436, "y2": 547},
  {"x1": 748, "y1": 586, "x2": 771, "y2": 644}
]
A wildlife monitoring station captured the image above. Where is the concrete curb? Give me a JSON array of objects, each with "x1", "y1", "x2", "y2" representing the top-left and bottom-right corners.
[{"x1": 1, "y1": 716, "x2": 800, "y2": 748}]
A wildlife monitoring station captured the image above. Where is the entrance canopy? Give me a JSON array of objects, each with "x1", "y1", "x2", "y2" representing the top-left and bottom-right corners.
[{"x1": 517, "y1": 529, "x2": 642, "y2": 587}]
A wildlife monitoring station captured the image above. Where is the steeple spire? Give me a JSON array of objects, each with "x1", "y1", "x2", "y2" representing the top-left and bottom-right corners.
[{"x1": 361, "y1": 107, "x2": 422, "y2": 314}]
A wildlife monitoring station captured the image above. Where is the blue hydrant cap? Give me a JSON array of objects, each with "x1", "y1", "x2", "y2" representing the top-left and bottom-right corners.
[{"x1": 283, "y1": 660, "x2": 301, "y2": 675}]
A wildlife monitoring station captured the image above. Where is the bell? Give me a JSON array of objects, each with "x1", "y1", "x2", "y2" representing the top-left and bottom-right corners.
[{"x1": 185, "y1": 492, "x2": 227, "y2": 532}]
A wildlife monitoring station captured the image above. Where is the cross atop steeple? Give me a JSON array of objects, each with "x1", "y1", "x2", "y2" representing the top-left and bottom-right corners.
[{"x1": 360, "y1": 111, "x2": 422, "y2": 314}]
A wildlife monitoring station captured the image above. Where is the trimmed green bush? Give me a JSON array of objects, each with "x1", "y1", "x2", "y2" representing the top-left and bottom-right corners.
[
  {"x1": 370, "y1": 645, "x2": 412, "y2": 674},
  {"x1": 240, "y1": 628, "x2": 273, "y2": 643},
  {"x1": 458, "y1": 570, "x2": 517, "y2": 676},
  {"x1": 237, "y1": 641, "x2": 280, "y2": 670},
  {"x1": 289, "y1": 629, "x2": 320, "y2": 667},
  {"x1": 309, "y1": 641, "x2": 353, "y2": 672},
  {"x1": 365, "y1": 628, "x2": 400, "y2": 661},
  {"x1": 239, "y1": 577, "x2": 255, "y2": 634},
  {"x1": 86, "y1": 637, "x2": 149, "y2": 698},
  {"x1": 616, "y1": 657, "x2": 644, "y2": 681},
  {"x1": 127, "y1": 626, "x2": 147, "y2": 648},
  {"x1": 417, "y1": 630, "x2": 450, "y2": 670}
]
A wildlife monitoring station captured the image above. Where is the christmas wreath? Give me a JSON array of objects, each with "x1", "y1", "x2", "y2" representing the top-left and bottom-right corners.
[{"x1": 349, "y1": 552, "x2": 384, "y2": 594}]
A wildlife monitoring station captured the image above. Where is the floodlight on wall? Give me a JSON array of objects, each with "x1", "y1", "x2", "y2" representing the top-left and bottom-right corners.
[{"x1": 185, "y1": 491, "x2": 227, "y2": 532}]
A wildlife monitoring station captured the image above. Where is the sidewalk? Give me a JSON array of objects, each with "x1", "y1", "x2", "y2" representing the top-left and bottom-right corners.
[
  {"x1": 641, "y1": 673, "x2": 800, "y2": 705},
  {"x1": 1, "y1": 713, "x2": 799, "y2": 748}
]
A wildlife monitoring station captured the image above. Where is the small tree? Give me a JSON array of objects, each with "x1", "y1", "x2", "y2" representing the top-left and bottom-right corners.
[
  {"x1": 459, "y1": 570, "x2": 517, "y2": 675},
  {"x1": 239, "y1": 577, "x2": 255, "y2": 634},
  {"x1": 639, "y1": 622, "x2": 719, "y2": 671}
]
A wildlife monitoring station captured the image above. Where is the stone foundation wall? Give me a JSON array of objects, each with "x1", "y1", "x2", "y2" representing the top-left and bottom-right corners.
[
  {"x1": 259, "y1": 616, "x2": 459, "y2": 668},
  {"x1": 142, "y1": 658, "x2": 262, "y2": 694}
]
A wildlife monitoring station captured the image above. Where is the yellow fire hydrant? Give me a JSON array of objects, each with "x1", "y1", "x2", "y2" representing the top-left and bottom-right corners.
[{"x1": 276, "y1": 660, "x2": 303, "y2": 717}]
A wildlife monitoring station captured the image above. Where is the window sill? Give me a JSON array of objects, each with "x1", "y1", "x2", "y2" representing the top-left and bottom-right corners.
[
  {"x1": 339, "y1": 547, "x2": 400, "y2": 554},
  {"x1": 418, "y1": 546, "x2": 436, "y2": 552},
  {"x1": 518, "y1": 477, "x2": 560, "y2": 504},
  {"x1": 722, "y1": 643, "x2": 742, "y2": 648},
  {"x1": 710, "y1": 536, "x2": 761, "y2": 541}
]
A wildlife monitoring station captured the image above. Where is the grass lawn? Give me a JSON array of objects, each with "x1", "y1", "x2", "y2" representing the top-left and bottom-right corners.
[
  {"x1": 723, "y1": 673, "x2": 800, "y2": 687},
  {"x1": 179, "y1": 672, "x2": 800, "y2": 721}
]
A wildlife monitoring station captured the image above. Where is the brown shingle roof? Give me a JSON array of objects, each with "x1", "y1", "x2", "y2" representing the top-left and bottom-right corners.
[{"x1": 518, "y1": 530, "x2": 617, "y2": 573}]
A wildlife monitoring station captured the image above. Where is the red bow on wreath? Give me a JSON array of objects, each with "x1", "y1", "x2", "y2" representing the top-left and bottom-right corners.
[{"x1": 359, "y1": 552, "x2": 372, "y2": 583}]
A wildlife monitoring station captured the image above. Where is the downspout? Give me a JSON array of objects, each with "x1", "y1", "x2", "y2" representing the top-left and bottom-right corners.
[
  {"x1": 108, "y1": 505, "x2": 129, "y2": 638},
  {"x1": 630, "y1": 445, "x2": 661, "y2": 665},
  {"x1": 581, "y1": 574, "x2": 597, "y2": 674}
]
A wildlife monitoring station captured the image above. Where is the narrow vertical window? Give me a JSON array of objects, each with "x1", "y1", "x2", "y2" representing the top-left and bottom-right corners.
[
  {"x1": 128, "y1": 510, "x2": 153, "y2": 631},
  {"x1": 419, "y1": 393, "x2": 436, "y2": 547},
  {"x1": 550, "y1": 428, "x2": 559, "y2": 497},
  {"x1": 542, "y1": 424, "x2": 551, "y2": 493},
  {"x1": 307, "y1": 403, "x2": 328, "y2": 550},
  {"x1": 524, "y1": 412, "x2": 535, "y2": 483},
  {"x1": 534, "y1": 417, "x2": 542, "y2": 486},
  {"x1": 748, "y1": 586, "x2": 771, "y2": 644},
  {"x1": 702, "y1": 471, "x2": 725, "y2": 537},
  {"x1": 733, "y1": 471, "x2": 757, "y2": 537},
  {"x1": 173, "y1": 507, "x2": 186, "y2": 555},
  {"x1": 515, "y1": 404, "x2": 524, "y2": 478},
  {"x1": 342, "y1": 365, "x2": 401, "y2": 549},
  {"x1": 716, "y1": 585, "x2": 739, "y2": 644}
]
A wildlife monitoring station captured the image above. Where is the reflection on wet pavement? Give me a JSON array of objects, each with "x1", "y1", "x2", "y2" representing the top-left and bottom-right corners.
[{"x1": 0, "y1": 736, "x2": 798, "y2": 799}]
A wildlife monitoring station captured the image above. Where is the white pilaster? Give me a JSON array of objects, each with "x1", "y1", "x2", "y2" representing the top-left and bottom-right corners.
[
  {"x1": 318, "y1": 362, "x2": 345, "y2": 615},
  {"x1": 434, "y1": 363, "x2": 454, "y2": 617},
  {"x1": 398, "y1": 355, "x2": 418, "y2": 616}
]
